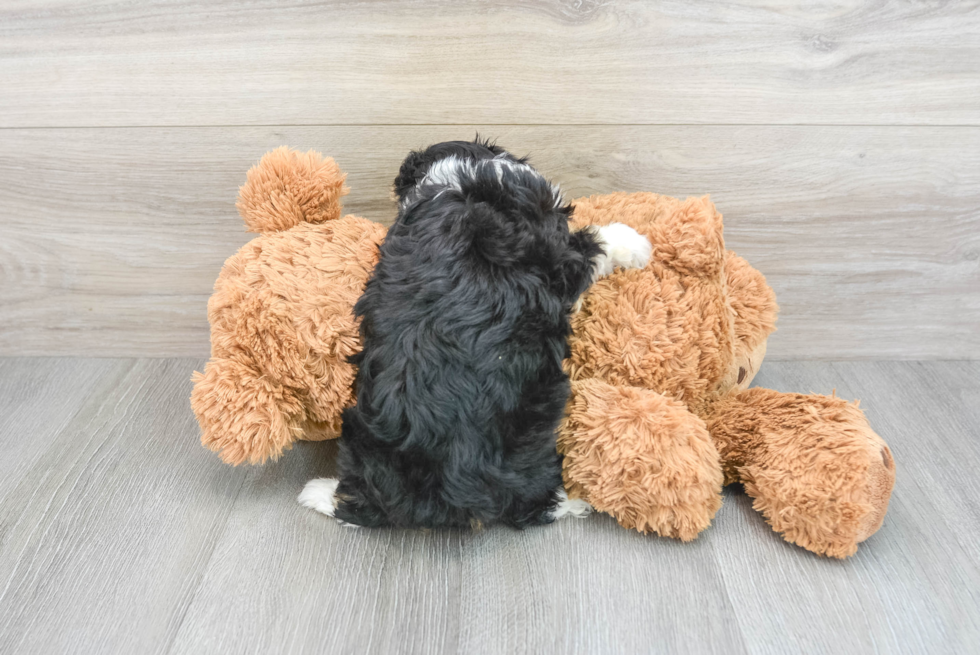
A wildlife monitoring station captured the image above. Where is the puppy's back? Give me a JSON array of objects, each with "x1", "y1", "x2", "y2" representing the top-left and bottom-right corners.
[{"x1": 342, "y1": 160, "x2": 582, "y2": 527}]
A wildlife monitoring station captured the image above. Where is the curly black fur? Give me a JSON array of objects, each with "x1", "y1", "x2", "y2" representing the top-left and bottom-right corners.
[{"x1": 333, "y1": 139, "x2": 602, "y2": 528}]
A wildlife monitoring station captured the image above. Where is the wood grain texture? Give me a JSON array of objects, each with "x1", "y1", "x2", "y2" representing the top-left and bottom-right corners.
[
  {"x1": 170, "y1": 439, "x2": 744, "y2": 655},
  {"x1": 0, "y1": 358, "x2": 977, "y2": 654},
  {"x1": 0, "y1": 358, "x2": 121, "y2": 498},
  {"x1": 715, "y1": 361, "x2": 980, "y2": 654},
  {"x1": 0, "y1": 358, "x2": 250, "y2": 655},
  {"x1": 1, "y1": 125, "x2": 977, "y2": 359},
  {"x1": 2, "y1": 1, "x2": 979, "y2": 127}
]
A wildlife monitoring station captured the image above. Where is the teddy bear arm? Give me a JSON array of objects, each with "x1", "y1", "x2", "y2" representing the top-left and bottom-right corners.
[
  {"x1": 559, "y1": 379, "x2": 724, "y2": 541},
  {"x1": 705, "y1": 387, "x2": 895, "y2": 558}
]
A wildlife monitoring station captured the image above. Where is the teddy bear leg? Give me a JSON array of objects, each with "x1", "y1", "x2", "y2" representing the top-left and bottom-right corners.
[
  {"x1": 559, "y1": 379, "x2": 724, "y2": 541},
  {"x1": 191, "y1": 353, "x2": 306, "y2": 465},
  {"x1": 706, "y1": 388, "x2": 895, "y2": 558}
]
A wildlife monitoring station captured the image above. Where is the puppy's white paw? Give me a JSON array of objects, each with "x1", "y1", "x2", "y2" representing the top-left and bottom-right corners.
[
  {"x1": 298, "y1": 478, "x2": 340, "y2": 517},
  {"x1": 593, "y1": 223, "x2": 652, "y2": 278},
  {"x1": 550, "y1": 488, "x2": 594, "y2": 521}
]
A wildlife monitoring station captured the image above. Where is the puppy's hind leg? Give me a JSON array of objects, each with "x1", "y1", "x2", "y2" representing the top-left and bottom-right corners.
[
  {"x1": 549, "y1": 488, "x2": 593, "y2": 521},
  {"x1": 299, "y1": 476, "x2": 381, "y2": 529},
  {"x1": 298, "y1": 477, "x2": 342, "y2": 517},
  {"x1": 298, "y1": 477, "x2": 364, "y2": 529},
  {"x1": 298, "y1": 471, "x2": 391, "y2": 527},
  {"x1": 506, "y1": 487, "x2": 593, "y2": 527}
]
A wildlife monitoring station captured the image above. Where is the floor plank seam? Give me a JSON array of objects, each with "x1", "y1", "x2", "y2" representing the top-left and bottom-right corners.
[
  {"x1": 0, "y1": 362, "x2": 134, "y2": 610},
  {"x1": 160, "y1": 472, "x2": 251, "y2": 655},
  {"x1": 4, "y1": 123, "x2": 980, "y2": 130}
]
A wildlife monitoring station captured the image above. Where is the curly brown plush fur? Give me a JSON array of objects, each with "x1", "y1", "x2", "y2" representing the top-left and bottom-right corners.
[
  {"x1": 559, "y1": 378, "x2": 723, "y2": 540},
  {"x1": 191, "y1": 147, "x2": 385, "y2": 464},
  {"x1": 191, "y1": 147, "x2": 895, "y2": 558},
  {"x1": 562, "y1": 191, "x2": 894, "y2": 554},
  {"x1": 707, "y1": 389, "x2": 894, "y2": 558}
]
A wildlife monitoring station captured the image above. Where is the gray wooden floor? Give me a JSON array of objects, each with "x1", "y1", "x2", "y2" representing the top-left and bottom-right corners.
[{"x1": 0, "y1": 358, "x2": 976, "y2": 654}]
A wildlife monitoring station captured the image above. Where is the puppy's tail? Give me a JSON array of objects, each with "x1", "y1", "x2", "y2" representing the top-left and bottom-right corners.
[{"x1": 237, "y1": 146, "x2": 350, "y2": 234}]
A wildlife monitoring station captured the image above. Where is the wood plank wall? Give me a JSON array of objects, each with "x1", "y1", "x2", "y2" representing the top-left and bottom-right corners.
[{"x1": 1, "y1": 1, "x2": 978, "y2": 358}]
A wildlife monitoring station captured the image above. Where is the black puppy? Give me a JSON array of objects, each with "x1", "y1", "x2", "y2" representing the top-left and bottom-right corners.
[{"x1": 300, "y1": 138, "x2": 650, "y2": 528}]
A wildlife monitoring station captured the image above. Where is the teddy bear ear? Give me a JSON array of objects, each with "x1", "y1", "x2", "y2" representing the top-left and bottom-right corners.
[{"x1": 236, "y1": 146, "x2": 350, "y2": 234}]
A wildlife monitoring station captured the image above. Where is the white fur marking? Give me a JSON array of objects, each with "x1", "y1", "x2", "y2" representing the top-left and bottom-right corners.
[
  {"x1": 592, "y1": 223, "x2": 652, "y2": 279},
  {"x1": 298, "y1": 477, "x2": 340, "y2": 517},
  {"x1": 489, "y1": 155, "x2": 536, "y2": 179},
  {"x1": 419, "y1": 156, "x2": 563, "y2": 208},
  {"x1": 551, "y1": 183, "x2": 564, "y2": 208},
  {"x1": 422, "y1": 156, "x2": 467, "y2": 191},
  {"x1": 550, "y1": 488, "x2": 593, "y2": 520}
]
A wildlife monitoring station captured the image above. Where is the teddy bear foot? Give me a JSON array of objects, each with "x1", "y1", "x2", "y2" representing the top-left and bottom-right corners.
[
  {"x1": 559, "y1": 379, "x2": 724, "y2": 541},
  {"x1": 707, "y1": 388, "x2": 895, "y2": 558},
  {"x1": 191, "y1": 355, "x2": 306, "y2": 465}
]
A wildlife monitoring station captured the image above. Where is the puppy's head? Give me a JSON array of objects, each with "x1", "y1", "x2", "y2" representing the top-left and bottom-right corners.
[
  {"x1": 393, "y1": 136, "x2": 527, "y2": 203},
  {"x1": 392, "y1": 138, "x2": 573, "y2": 271}
]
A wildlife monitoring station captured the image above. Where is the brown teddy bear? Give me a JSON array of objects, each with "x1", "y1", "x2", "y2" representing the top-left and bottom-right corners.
[{"x1": 191, "y1": 147, "x2": 895, "y2": 558}]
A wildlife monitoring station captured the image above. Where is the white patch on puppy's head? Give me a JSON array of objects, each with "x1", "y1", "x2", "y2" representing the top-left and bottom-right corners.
[
  {"x1": 415, "y1": 155, "x2": 564, "y2": 210},
  {"x1": 421, "y1": 155, "x2": 467, "y2": 192}
]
